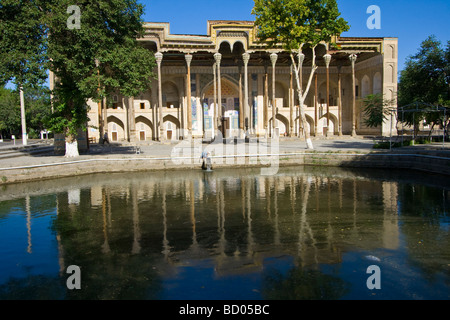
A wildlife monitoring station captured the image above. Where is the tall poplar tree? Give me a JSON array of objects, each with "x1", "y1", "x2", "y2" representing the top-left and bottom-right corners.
[{"x1": 252, "y1": 0, "x2": 349, "y2": 149}]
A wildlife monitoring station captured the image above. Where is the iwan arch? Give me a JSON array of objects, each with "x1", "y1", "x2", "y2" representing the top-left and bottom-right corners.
[{"x1": 86, "y1": 20, "x2": 398, "y2": 142}]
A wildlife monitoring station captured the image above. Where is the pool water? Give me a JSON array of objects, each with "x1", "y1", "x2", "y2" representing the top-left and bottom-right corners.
[{"x1": 0, "y1": 166, "x2": 449, "y2": 300}]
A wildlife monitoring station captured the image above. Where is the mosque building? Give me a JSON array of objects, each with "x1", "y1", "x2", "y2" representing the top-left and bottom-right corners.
[{"x1": 86, "y1": 20, "x2": 398, "y2": 143}]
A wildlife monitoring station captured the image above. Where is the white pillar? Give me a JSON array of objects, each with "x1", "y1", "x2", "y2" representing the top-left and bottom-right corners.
[{"x1": 20, "y1": 85, "x2": 27, "y2": 146}]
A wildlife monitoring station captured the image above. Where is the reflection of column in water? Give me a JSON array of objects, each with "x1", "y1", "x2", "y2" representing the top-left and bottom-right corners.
[
  {"x1": 382, "y1": 181, "x2": 399, "y2": 250},
  {"x1": 265, "y1": 178, "x2": 271, "y2": 219},
  {"x1": 353, "y1": 179, "x2": 357, "y2": 229},
  {"x1": 216, "y1": 177, "x2": 226, "y2": 257},
  {"x1": 107, "y1": 189, "x2": 112, "y2": 228},
  {"x1": 101, "y1": 188, "x2": 111, "y2": 254},
  {"x1": 326, "y1": 178, "x2": 334, "y2": 253},
  {"x1": 68, "y1": 189, "x2": 80, "y2": 206},
  {"x1": 290, "y1": 177, "x2": 296, "y2": 217},
  {"x1": 161, "y1": 182, "x2": 170, "y2": 260},
  {"x1": 26, "y1": 195, "x2": 32, "y2": 254},
  {"x1": 246, "y1": 177, "x2": 254, "y2": 256},
  {"x1": 131, "y1": 185, "x2": 141, "y2": 255},
  {"x1": 241, "y1": 179, "x2": 246, "y2": 220},
  {"x1": 56, "y1": 196, "x2": 65, "y2": 275},
  {"x1": 190, "y1": 181, "x2": 198, "y2": 247},
  {"x1": 273, "y1": 176, "x2": 280, "y2": 246}
]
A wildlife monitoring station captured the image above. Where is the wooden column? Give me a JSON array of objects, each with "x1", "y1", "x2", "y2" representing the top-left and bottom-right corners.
[
  {"x1": 289, "y1": 64, "x2": 294, "y2": 137},
  {"x1": 270, "y1": 53, "x2": 278, "y2": 135},
  {"x1": 314, "y1": 73, "x2": 318, "y2": 136},
  {"x1": 324, "y1": 53, "x2": 331, "y2": 136},
  {"x1": 264, "y1": 64, "x2": 269, "y2": 136},
  {"x1": 243, "y1": 52, "x2": 250, "y2": 135},
  {"x1": 238, "y1": 62, "x2": 244, "y2": 133},
  {"x1": 185, "y1": 54, "x2": 193, "y2": 135},
  {"x1": 350, "y1": 54, "x2": 357, "y2": 136},
  {"x1": 155, "y1": 52, "x2": 164, "y2": 141},
  {"x1": 338, "y1": 66, "x2": 342, "y2": 136},
  {"x1": 214, "y1": 53, "x2": 222, "y2": 134}
]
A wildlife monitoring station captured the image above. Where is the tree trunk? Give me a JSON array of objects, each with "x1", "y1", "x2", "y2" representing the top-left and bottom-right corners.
[
  {"x1": 299, "y1": 97, "x2": 314, "y2": 149},
  {"x1": 290, "y1": 47, "x2": 317, "y2": 150},
  {"x1": 65, "y1": 133, "x2": 79, "y2": 157}
]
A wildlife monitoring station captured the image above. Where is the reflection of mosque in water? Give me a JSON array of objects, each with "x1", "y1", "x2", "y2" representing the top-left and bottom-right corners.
[
  {"x1": 51, "y1": 168, "x2": 401, "y2": 278},
  {"x1": 4, "y1": 168, "x2": 449, "y2": 299}
]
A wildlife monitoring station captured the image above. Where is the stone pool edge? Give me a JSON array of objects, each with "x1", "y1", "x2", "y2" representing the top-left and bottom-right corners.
[{"x1": 1, "y1": 150, "x2": 450, "y2": 185}]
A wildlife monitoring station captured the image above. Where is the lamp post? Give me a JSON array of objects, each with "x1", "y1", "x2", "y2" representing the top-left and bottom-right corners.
[
  {"x1": 270, "y1": 52, "x2": 278, "y2": 135},
  {"x1": 349, "y1": 54, "x2": 357, "y2": 136},
  {"x1": 324, "y1": 53, "x2": 332, "y2": 136}
]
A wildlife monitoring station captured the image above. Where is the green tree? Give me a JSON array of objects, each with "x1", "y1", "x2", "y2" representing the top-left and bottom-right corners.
[
  {"x1": 252, "y1": 0, "x2": 349, "y2": 149},
  {"x1": 45, "y1": 0, "x2": 156, "y2": 157},
  {"x1": 0, "y1": 84, "x2": 51, "y2": 139},
  {"x1": 361, "y1": 93, "x2": 396, "y2": 128},
  {"x1": 0, "y1": 86, "x2": 21, "y2": 139},
  {"x1": 398, "y1": 35, "x2": 449, "y2": 134},
  {"x1": 1, "y1": 0, "x2": 156, "y2": 156},
  {"x1": 0, "y1": 0, "x2": 49, "y2": 145},
  {"x1": 25, "y1": 84, "x2": 52, "y2": 138}
]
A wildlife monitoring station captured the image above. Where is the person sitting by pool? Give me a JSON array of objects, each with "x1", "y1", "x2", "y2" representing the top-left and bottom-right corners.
[{"x1": 201, "y1": 151, "x2": 212, "y2": 171}]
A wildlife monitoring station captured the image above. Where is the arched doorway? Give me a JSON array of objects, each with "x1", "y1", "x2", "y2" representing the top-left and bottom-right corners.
[
  {"x1": 107, "y1": 116, "x2": 125, "y2": 142},
  {"x1": 269, "y1": 114, "x2": 290, "y2": 137},
  {"x1": 202, "y1": 76, "x2": 240, "y2": 138},
  {"x1": 135, "y1": 116, "x2": 153, "y2": 141},
  {"x1": 163, "y1": 114, "x2": 180, "y2": 141}
]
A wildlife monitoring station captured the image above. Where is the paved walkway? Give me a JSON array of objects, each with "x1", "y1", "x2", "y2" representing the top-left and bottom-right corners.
[{"x1": 0, "y1": 136, "x2": 449, "y2": 170}]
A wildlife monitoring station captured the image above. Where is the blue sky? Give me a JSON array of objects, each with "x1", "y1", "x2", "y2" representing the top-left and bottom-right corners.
[{"x1": 141, "y1": 0, "x2": 450, "y2": 72}]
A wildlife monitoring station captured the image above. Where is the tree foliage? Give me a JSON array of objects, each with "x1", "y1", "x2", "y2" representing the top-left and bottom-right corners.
[
  {"x1": 0, "y1": 84, "x2": 51, "y2": 138},
  {"x1": 45, "y1": 0, "x2": 155, "y2": 103},
  {"x1": 252, "y1": 0, "x2": 349, "y2": 148},
  {"x1": 45, "y1": 0, "x2": 156, "y2": 141},
  {"x1": 252, "y1": 0, "x2": 349, "y2": 51},
  {"x1": 0, "y1": 86, "x2": 20, "y2": 138},
  {"x1": 361, "y1": 93, "x2": 395, "y2": 128},
  {"x1": 398, "y1": 35, "x2": 449, "y2": 128},
  {"x1": 1, "y1": 0, "x2": 156, "y2": 155},
  {"x1": 0, "y1": 0, "x2": 48, "y2": 87}
]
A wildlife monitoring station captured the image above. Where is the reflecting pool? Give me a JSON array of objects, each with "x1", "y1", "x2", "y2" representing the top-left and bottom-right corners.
[{"x1": 0, "y1": 166, "x2": 449, "y2": 300}]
